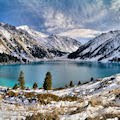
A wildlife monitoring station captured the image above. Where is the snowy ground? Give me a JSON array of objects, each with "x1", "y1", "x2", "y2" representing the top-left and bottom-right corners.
[{"x1": 0, "y1": 74, "x2": 119, "y2": 119}]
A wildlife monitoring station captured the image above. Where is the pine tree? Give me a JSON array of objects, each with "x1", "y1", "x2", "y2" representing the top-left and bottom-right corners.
[
  {"x1": 18, "y1": 71, "x2": 25, "y2": 89},
  {"x1": 33, "y1": 82, "x2": 38, "y2": 90},
  {"x1": 91, "y1": 77, "x2": 94, "y2": 82},
  {"x1": 78, "y1": 81, "x2": 81, "y2": 86},
  {"x1": 43, "y1": 72, "x2": 52, "y2": 90},
  {"x1": 13, "y1": 84, "x2": 18, "y2": 90},
  {"x1": 69, "y1": 81, "x2": 74, "y2": 87}
]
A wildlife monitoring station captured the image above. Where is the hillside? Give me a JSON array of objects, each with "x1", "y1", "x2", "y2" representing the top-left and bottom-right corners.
[
  {"x1": 68, "y1": 30, "x2": 120, "y2": 62},
  {"x1": 0, "y1": 23, "x2": 81, "y2": 63}
]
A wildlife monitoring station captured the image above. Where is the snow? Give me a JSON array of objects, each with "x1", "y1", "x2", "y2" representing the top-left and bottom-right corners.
[
  {"x1": 0, "y1": 27, "x2": 11, "y2": 40},
  {"x1": 0, "y1": 23, "x2": 81, "y2": 61},
  {"x1": 0, "y1": 74, "x2": 119, "y2": 119},
  {"x1": 17, "y1": 25, "x2": 81, "y2": 53},
  {"x1": 17, "y1": 25, "x2": 48, "y2": 38},
  {"x1": 69, "y1": 30, "x2": 120, "y2": 62}
]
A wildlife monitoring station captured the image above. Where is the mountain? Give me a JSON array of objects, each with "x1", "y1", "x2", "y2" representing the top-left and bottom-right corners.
[
  {"x1": 0, "y1": 23, "x2": 81, "y2": 63},
  {"x1": 68, "y1": 30, "x2": 120, "y2": 62},
  {"x1": 17, "y1": 25, "x2": 48, "y2": 38},
  {"x1": 0, "y1": 23, "x2": 52, "y2": 62},
  {"x1": 17, "y1": 26, "x2": 81, "y2": 53},
  {"x1": 45, "y1": 34, "x2": 81, "y2": 53}
]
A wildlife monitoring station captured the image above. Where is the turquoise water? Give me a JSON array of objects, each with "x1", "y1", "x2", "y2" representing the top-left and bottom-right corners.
[{"x1": 0, "y1": 61, "x2": 120, "y2": 88}]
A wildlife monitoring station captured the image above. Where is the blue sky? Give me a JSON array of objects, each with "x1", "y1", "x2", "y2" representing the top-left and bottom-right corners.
[{"x1": 0, "y1": 0, "x2": 120, "y2": 33}]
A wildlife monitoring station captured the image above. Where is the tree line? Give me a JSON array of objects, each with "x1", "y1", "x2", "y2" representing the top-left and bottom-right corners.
[
  {"x1": 13, "y1": 71, "x2": 52, "y2": 90},
  {"x1": 13, "y1": 71, "x2": 94, "y2": 90}
]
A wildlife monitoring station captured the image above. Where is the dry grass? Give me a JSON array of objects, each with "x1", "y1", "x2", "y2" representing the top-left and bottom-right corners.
[
  {"x1": 37, "y1": 94, "x2": 60, "y2": 101},
  {"x1": 27, "y1": 106, "x2": 38, "y2": 112},
  {"x1": 69, "y1": 106, "x2": 86, "y2": 115},
  {"x1": 24, "y1": 92, "x2": 36, "y2": 98},
  {"x1": 5, "y1": 91, "x2": 80, "y2": 105},
  {"x1": 89, "y1": 97, "x2": 102, "y2": 107},
  {"x1": 6, "y1": 91, "x2": 18, "y2": 97},
  {"x1": 26, "y1": 112, "x2": 59, "y2": 120},
  {"x1": 0, "y1": 95, "x2": 4, "y2": 100},
  {"x1": 37, "y1": 94, "x2": 79, "y2": 104},
  {"x1": 111, "y1": 89, "x2": 120, "y2": 95},
  {"x1": 60, "y1": 96, "x2": 79, "y2": 102},
  {"x1": 86, "y1": 113, "x2": 120, "y2": 120}
]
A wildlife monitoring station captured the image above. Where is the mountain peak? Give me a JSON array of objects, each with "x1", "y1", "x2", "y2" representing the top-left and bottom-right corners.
[
  {"x1": 17, "y1": 25, "x2": 30, "y2": 31},
  {"x1": 17, "y1": 25, "x2": 48, "y2": 38}
]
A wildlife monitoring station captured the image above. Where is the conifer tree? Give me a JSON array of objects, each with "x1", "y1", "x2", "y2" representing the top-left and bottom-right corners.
[
  {"x1": 78, "y1": 81, "x2": 81, "y2": 86},
  {"x1": 69, "y1": 81, "x2": 74, "y2": 87},
  {"x1": 13, "y1": 84, "x2": 18, "y2": 90},
  {"x1": 91, "y1": 77, "x2": 94, "y2": 82},
  {"x1": 33, "y1": 82, "x2": 38, "y2": 90},
  {"x1": 43, "y1": 72, "x2": 52, "y2": 90},
  {"x1": 18, "y1": 71, "x2": 25, "y2": 89}
]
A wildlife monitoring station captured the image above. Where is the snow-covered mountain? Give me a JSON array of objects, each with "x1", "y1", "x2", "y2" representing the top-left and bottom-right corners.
[
  {"x1": 0, "y1": 23, "x2": 81, "y2": 62},
  {"x1": 45, "y1": 34, "x2": 81, "y2": 53},
  {"x1": 17, "y1": 25, "x2": 48, "y2": 38},
  {"x1": 17, "y1": 26, "x2": 81, "y2": 53},
  {"x1": 68, "y1": 30, "x2": 120, "y2": 62}
]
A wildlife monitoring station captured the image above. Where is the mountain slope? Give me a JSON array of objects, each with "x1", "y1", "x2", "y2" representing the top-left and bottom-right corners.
[
  {"x1": 0, "y1": 23, "x2": 53, "y2": 62},
  {"x1": 17, "y1": 26, "x2": 81, "y2": 53},
  {"x1": 68, "y1": 30, "x2": 120, "y2": 62},
  {"x1": 0, "y1": 23, "x2": 81, "y2": 63},
  {"x1": 45, "y1": 34, "x2": 81, "y2": 53}
]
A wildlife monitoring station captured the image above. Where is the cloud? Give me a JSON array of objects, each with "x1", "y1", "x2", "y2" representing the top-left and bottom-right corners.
[
  {"x1": 1, "y1": 0, "x2": 120, "y2": 32},
  {"x1": 43, "y1": 8, "x2": 76, "y2": 32},
  {"x1": 111, "y1": 0, "x2": 120, "y2": 11}
]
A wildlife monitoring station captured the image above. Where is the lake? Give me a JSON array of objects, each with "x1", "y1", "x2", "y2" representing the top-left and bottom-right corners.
[{"x1": 0, "y1": 61, "x2": 120, "y2": 88}]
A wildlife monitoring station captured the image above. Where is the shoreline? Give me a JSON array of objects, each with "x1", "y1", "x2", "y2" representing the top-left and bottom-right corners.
[
  {"x1": 0, "y1": 73, "x2": 119, "y2": 91},
  {"x1": 0, "y1": 58, "x2": 120, "y2": 66}
]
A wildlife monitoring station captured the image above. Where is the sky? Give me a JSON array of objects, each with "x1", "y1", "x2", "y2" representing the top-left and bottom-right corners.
[{"x1": 0, "y1": 0, "x2": 120, "y2": 33}]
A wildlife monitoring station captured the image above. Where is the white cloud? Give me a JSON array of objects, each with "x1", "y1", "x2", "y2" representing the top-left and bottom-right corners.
[
  {"x1": 58, "y1": 28, "x2": 101, "y2": 39},
  {"x1": 43, "y1": 8, "x2": 76, "y2": 32},
  {"x1": 15, "y1": 0, "x2": 120, "y2": 32},
  {"x1": 111, "y1": 0, "x2": 120, "y2": 11}
]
